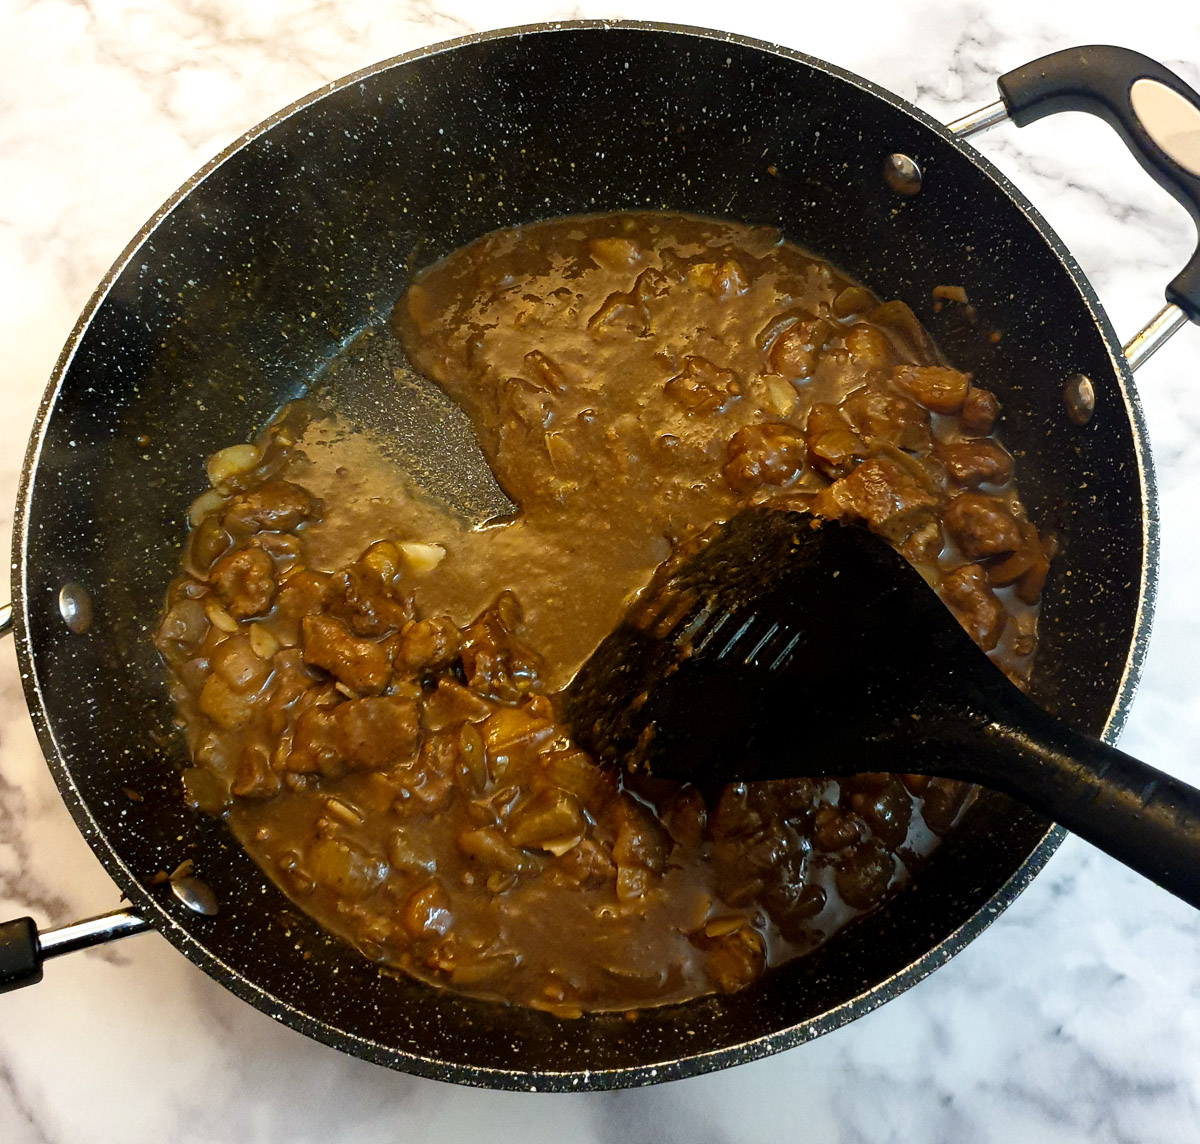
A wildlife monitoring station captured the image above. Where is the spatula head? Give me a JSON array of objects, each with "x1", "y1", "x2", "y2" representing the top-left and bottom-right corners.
[{"x1": 564, "y1": 507, "x2": 1001, "y2": 785}]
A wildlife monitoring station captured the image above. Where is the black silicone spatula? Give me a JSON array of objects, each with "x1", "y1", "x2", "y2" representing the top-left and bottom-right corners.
[{"x1": 564, "y1": 507, "x2": 1200, "y2": 908}]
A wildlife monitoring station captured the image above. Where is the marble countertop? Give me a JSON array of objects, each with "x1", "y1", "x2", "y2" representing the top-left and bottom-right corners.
[{"x1": 4, "y1": 0, "x2": 1200, "y2": 1140}]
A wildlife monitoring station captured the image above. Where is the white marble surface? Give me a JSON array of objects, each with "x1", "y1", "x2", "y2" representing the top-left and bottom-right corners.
[{"x1": 3, "y1": 0, "x2": 1200, "y2": 1140}]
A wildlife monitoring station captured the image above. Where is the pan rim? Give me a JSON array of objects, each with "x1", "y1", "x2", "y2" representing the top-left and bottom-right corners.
[{"x1": 10, "y1": 18, "x2": 1157, "y2": 1089}]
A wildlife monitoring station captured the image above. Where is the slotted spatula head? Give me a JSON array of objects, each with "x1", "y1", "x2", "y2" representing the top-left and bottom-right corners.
[{"x1": 564, "y1": 507, "x2": 1006, "y2": 785}]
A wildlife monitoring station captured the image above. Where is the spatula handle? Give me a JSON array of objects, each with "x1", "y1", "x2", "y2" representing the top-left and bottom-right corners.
[{"x1": 947, "y1": 694, "x2": 1200, "y2": 908}]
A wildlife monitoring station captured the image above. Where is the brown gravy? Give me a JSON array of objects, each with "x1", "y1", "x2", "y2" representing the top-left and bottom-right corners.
[{"x1": 155, "y1": 212, "x2": 1048, "y2": 1015}]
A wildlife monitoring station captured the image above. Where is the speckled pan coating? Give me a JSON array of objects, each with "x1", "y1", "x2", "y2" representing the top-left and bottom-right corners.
[{"x1": 11, "y1": 22, "x2": 1157, "y2": 1089}]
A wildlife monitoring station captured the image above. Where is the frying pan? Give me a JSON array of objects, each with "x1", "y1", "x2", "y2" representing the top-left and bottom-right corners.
[{"x1": 2, "y1": 23, "x2": 1199, "y2": 1090}]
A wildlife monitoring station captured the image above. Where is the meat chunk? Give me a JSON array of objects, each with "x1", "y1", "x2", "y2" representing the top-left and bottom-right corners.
[
  {"x1": 664, "y1": 356, "x2": 741, "y2": 414},
  {"x1": 209, "y1": 546, "x2": 278, "y2": 619},
  {"x1": 841, "y1": 323, "x2": 894, "y2": 374},
  {"x1": 222, "y1": 481, "x2": 316, "y2": 536},
  {"x1": 941, "y1": 563, "x2": 1006, "y2": 651},
  {"x1": 723, "y1": 423, "x2": 807, "y2": 493},
  {"x1": 421, "y1": 678, "x2": 493, "y2": 731},
  {"x1": 811, "y1": 455, "x2": 940, "y2": 544},
  {"x1": 287, "y1": 696, "x2": 420, "y2": 776},
  {"x1": 961, "y1": 387, "x2": 1001, "y2": 435},
  {"x1": 395, "y1": 617, "x2": 461, "y2": 675},
  {"x1": 804, "y1": 403, "x2": 867, "y2": 481},
  {"x1": 301, "y1": 614, "x2": 393, "y2": 695},
  {"x1": 274, "y1": 569, "x2": 333, "y2": 624},
  {"x1": 459, "y1": 592, "x2": 542, "y2": 703},
  {"x1": 892, "y1": 365, "x2": 971, "y2": 414},
  {"x1": 331, "y1": 564, "x2": 414, "y2": 637},
  {"x1": 766, "y1": 317, "x2": 831, "y2": 380},
  {"x1": 944, "y1": 493, "x2": 1023, "y2": 560},
  {"x1": 939, "y1": 441, "x2": 1013, "y2": 487},
  {"x1": 841, "y1": 384, "x2": 931, "y2": 454},
  {"x1": 986, "y1": 523, "x2": 1051, "y2": 603}
]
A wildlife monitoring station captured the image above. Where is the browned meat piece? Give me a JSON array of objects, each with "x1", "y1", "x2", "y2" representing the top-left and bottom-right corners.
[
  {"x1": 231, "y1": 742, "x2": 281, "y2": 800},
  {"x1": 287, "y1": 695, "x2": 420, "y2": 776},
  {"x1": 961, "y1": 386, "x2": 1001, "y2": 434},
  {"x1": 274, "y1": 569, "x2": 333, "y2": 624},
  {"x1": 841, "y1": 384, "x2": 931, "y2": 453},
  {"x1": 841, "y1": 323, "x2": 894, "y2": 374},
  {"x1": 459, "y1": 591, "x2": 542, "y2": 703},
  {"x1": 939, "y1": 440, "x2": 1013, "y2": 487},
  {"x1": 249, "y1": 532, "x2": 303, "y2": 566},
  {"x1": 846, "y1": 774, "x2": 913, "y2": 850},
  {"x1": 704, "y1": 927, "x2": 766, "y2": 993},
  {"x1": 395, "y1": 617, "x2": 461, "y2": 675},
  {"x1": 506, "y1": 789, "x2": 586, "y2": 853},
  {"x1": 941, "y1": 563, "x2": 1006, "y2": 651},
  {"x1": 209, "y1": 547, "x2": 278, "y2": 619},
  {"x1": 687, "y1": 259, "x2": 749, "y2": 301},
  {"x1": 892, "y1": 364, "x2": 971, "y2": 413},
  {"x1": 664, "y1": 356, "x2": 741, "y2": 414},
  {"x1": 804, "y1": 403, "x2": 867, "y2": 480},
  {"x1": 899, "y1": 519, "x2": 943, "y2": 566},
  {"x1": 944, "y1": 493, "x2": 1022, "y2": 559},
  {"x1": 155, "y1": 596, "x2": 208, "y2": 655},
  {"x1": 301, "y1": 614, "x2": 393, "y2": 695},
  {"x1": 766, "y1": 317, "x2": 832, "y2": 380},
  {"x1": 833, "y1": 841, "x2": 895, "y2": 909},
  {"x1": 421, "y1": 678, "x2": 493, "y2": 732},
  {"x1": 723, "y1": 423, "x2": 807, "y2": 493},
  {"x1": 331, "y1": 564, "x2": 414, "y2": 637},
  {"x1": 986, "y1": 523, "x2": 1051, "y2": 603},
  {"x1": 608, "y1": 793, "x2": 669, "y2": 873},
  {"x1": 263, "y1": 648, "x2": 323, "y2": 735},
  {"x1": 921, "y1": 778, "x2": 974, "y2": 834},
  {"x1": 222, "y1": 481, "x2": 316, "y2": 536},
  {"x1": 811, "y1": 455, "x2": 940, "y2": 544}
]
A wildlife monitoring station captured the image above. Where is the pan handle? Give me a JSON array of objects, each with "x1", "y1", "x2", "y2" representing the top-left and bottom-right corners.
[
  {"x1": 0, "y1": 602, "x2": 11, "y2": 638},
  {"x1": 949, "y1": 46, "x2": 1200, "y2": 367},
  {"x1": 995, "y1": 46, "x2": 1200, "y2": 326},
  {"x1": 0, "y1": 909, "x2": 151, "y2": 993}
]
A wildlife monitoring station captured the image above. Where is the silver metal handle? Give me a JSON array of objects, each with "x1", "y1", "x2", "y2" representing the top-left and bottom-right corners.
[
  {"x1": 0, "y1": 603, "x2": 11, "y2": 639},
  {"x1": 1, "y1": 908, "x2": 151, "y2": 994},
  {"x1": 946, "y1": 99, "x2": 1010, "y2": 140},
  {"x1": 38, "y1": 908, "x2": 151, "y2": 959},
  {"x1": 1122, "y1": 302, "x2": 1190, "y2": 370}
]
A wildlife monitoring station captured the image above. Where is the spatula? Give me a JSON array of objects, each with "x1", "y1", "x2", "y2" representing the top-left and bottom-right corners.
[{"x1": 564, "y1": 507, "x2": 1200, "y2": 908}]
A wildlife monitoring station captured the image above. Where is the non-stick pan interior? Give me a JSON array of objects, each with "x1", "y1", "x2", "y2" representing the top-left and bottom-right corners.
[{"x1": 14, "y1": 23, "x2": 1153, "y2": 1088}]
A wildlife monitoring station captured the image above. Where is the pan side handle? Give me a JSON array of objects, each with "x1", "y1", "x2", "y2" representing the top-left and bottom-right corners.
[
  {"x1": 0, "y1": 603, "x2": 11, "y2": 638},
  {"x1": 994, "y1": 45, "x2": 1200, "y2": 330},
  {"x1": 0, "y1": 910, "x2": 151, "y2": 994}
]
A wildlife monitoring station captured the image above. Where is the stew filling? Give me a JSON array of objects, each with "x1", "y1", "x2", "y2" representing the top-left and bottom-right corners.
[{"x1": 155, "y1": 212, "x2": 1049, "y2": 1015}]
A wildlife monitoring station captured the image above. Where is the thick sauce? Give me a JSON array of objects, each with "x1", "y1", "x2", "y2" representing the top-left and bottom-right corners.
[{"x1": 156, "y1": 212, "x2": 1050, "y2": 1015}]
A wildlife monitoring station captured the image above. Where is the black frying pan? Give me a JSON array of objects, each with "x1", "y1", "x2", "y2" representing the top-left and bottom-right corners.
[{"x1": 2, "y1": 23, "x2": 1199, "y2": 1089}]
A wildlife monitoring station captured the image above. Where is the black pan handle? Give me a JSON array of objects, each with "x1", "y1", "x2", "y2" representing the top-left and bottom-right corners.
[
  {"x1": 924, "y1": 684, "x2": 1200, "y2": 909},
  {"x1": 0, "y1": 909, "x2": 151, "y2": 993},
  {"x1": 997, "y1": 46, "x2": 1200, "y2": 323},
  {"x1": 0, "y1": 918, "x2": 43, "y2": 993}
]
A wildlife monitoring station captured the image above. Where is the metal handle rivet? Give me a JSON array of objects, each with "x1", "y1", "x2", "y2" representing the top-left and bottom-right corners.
[
  {"x1": 883, "y1": 153, "x2": 923, "y2": 196},
  {"x1": 58, "y1": 583, "x2": 93, "y2": 634},
  {"x1": 170, "y1": 875, "x2": 220, "y2": 917},
  {"x1": 1063, "y1": 373, "x2": 1096, "y2": 426}
]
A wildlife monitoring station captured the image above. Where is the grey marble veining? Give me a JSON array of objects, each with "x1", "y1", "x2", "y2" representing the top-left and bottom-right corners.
[{"x1": 3, "y1": 0, "x2": 1200, "y2": 1140}]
